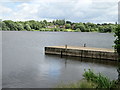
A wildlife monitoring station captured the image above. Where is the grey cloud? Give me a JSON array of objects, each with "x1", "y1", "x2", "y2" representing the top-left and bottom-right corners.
[
  {"x1": 118, "y1": 1, "x2": 120, "y2": 24},
  {"x1": 1, "y1": 0, "x2": 118, "y2": 23},
  {"x1": 11, "y1": 0, "x2": 32, "y2": 2},
  {"x1": 36, "y1": 1, "x2": 117, "y2": 23}
]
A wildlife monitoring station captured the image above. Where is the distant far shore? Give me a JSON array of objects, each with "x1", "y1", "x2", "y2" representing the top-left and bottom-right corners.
[{"x1": 1, "y1": 20, "x2": 117, "y2": 33}]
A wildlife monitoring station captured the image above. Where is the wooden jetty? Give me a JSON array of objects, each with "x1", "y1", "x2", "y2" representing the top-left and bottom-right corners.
[{"x1": 45, "y1": 46, "x2": 119, "y2": 61}]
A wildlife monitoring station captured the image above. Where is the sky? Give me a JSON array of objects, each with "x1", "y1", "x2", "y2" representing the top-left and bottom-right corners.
[{"x1": 0, "y1": 0, "x2": 119, "y2": 23}]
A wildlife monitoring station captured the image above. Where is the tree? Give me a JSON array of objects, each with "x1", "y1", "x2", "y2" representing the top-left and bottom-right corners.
[
  {"x1": 52, "y1": 28, "x2": 60, "y2": 32},
  {"x1": 3, "y1": 20, "x2": 18, "y2": 31},
  {"x1": 66, "y1": 21, "x2": 71, "y2": 24},
  {"x1": 86, "y1": 22, "x2": 96, "y2": 28},
  {"x1": 114, "y1": 25, "x2": 120, "y2": 58},
  {"x1": 40, "y1": 21, "x2": 46, "y2": 28},
  {"x1": 24, "y1": 24, "x2": 31, "y2": 31},
  {"x1": 73, "y1": 23, "x2": 86, "y2": 32},
  {"x1": 42, "y1": 20, "x2": 48, "y2": 27},
  {"x1": 59, "y1": 20, "x2": 65, "y2": 25},
  {"x1": 0, "y1": 22, "x2": 10, "y2": 31},
  {"x1": 54, "y1": 20, "x2": 65, "y2": 26},
  {"x1": 78, "y1": 25, "x2": 86, "y2": 32},
  {"x1": 65, "y1": 24, "x2": 71, "y2": 29},
  {"x1": 16, "y1": 22, "x2": 24, "y2": 31},
  {"x1": 98, "y1": 26, "x2": 104, "y2": 33},
  {"x1": 75, "y1": 28, "x2": 81, "y2": 32},
  {"x1": 114, "y1": 25, "x2": 120, "y2": 83}
]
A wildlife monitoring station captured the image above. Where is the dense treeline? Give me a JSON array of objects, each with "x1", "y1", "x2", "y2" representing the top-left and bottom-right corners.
[
  {"x1": 0, "y1": 19, "x2": 117, "y2": 32},
  {"x1": 114, "y1": 25, "x2": 120, "y2": 61},
  {"x1": 114, "y1": 24, "x2": 120, "y2": 84}
]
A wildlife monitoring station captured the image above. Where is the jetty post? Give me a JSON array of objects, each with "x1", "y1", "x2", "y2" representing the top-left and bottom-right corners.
[
  {"x1": 61, "y1": 50, "x2": 63, "y2": 58},
  {"x1": 65, "y1": 45, "x2": 67, "y2": 56}
]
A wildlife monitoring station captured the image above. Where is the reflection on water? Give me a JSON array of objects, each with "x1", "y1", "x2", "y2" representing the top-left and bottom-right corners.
[
  {"x1": 44, "y1": 54, "x2": 118, "y2": 81},
  {"x1": 2, "y1": 31, "x2": 118, "y2": 88},
  {"x1": 45, "y1": 54, "x2": 118, "y2": 67}
]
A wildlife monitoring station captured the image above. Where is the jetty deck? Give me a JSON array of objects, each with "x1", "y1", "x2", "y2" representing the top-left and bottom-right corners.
[
  {"x1": 47, "y1": 46, "x2": 114, "y2": 52},
  {"x1": 45, "y1": 46, "x2": 118, "y2": 61}
]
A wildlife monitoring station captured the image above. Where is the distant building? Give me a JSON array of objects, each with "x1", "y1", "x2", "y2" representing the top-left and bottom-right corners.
[
  {"x1": 71, "y1": 24, "x2": 75, "y2": 29},
  {"x1": 47, "y1": 25, "x2": 56, "y2": 28},
  {"x1": 59, "y1": 25, "x2": 65, "y2": 28}
]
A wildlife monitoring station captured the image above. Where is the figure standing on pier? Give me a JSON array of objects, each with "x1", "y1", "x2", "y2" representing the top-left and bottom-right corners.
[{"x1": 84, "y1": 43, "x2": 86, "y2": 47}]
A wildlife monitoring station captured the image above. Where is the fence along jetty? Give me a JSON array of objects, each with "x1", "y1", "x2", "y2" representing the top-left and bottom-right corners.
[{"x1": 45, "y1": 45, "x2": 119, "y2": 61}]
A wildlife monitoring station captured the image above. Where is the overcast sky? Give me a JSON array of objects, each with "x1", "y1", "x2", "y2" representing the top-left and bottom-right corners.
[{"x1": 0, "y1": 0, "x2": 119, "y2": 23}]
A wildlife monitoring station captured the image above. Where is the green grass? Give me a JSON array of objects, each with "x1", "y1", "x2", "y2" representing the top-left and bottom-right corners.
[
  {"x1": 57, "y1": 80, "x2": 97, "y2": 88},
  {"x1": 33, "y1": 30, "x2": 40, "y2": 31},
  {"x1": 83, "y1": 69, "x2": 117, "y2": 88},
  {"x1": 32, "y1": 28, "x2": 76, "y2": 32},
  {"x1": 57, "y1": 69, "x2": 118, "y2": 88},
  {"x1": 65, "y1": 29, "x2": 74, "y2": 32}
]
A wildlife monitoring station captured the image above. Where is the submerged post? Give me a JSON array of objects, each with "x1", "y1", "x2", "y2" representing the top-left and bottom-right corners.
[
  {"x1": 99, "y1": 51, "x2": 101, "y2": 60},
  {"x1": 65, "y1": 45, "x2": 67, "y2": 50},
  {"x1": 61, "y1": 51, "x2": 63, "y2": 58},
  {"x1": 65, "y1": 45, "x2": 67, "y2": 56},
  {"x1": 81, "y1": 50, "x2": 83, "y2": 58}
]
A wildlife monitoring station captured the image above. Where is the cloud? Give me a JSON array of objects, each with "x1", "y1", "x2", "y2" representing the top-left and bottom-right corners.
[
  {"x1": 0, "y1": 4, "x2": 13, "y2": 19},
  {"x1": 0, "y1": 5, "x2": 12, "y2": 14},
  {"x1": 1, "y1": 0, "x2": 119, "y2": 23},
  {"x1": 2, "y1": 0, "x2": 119, "y2": 2}
]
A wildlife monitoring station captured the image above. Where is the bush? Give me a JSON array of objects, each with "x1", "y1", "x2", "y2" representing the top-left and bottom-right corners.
[
  {"x1": 57, "y1": 69, "x2": 118, "y2": 88},
  {"x1": 83, "y1": 69, "x2": 97, "y2": 82},
  {"x1": 75, "y1": 28, "x2": 81, "y2": 32},
  {"x1": 83, "y1": 69, "x2": 117, "y2": 88}
]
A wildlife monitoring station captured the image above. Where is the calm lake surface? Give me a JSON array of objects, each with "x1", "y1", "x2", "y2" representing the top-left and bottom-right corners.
[{"x1": 2, "y1": 31, "x2": 118, "y2": 88}]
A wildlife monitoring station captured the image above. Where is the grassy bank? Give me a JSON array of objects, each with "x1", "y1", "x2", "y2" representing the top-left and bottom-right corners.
[
  {"x1": 32, "y1": 28, "x2": 114, "y2": 32},
  {"x1": 57, "y1": 69, "x2": 120, "y2": 88},
  {"x1": 33, "y1": 28, "x2": 78, "y2": 32}
]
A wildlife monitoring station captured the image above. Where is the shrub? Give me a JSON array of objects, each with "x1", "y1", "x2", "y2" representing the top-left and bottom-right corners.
[
  {"x1": 57, "y1": 69, "x2": 117, "y2": 88},
  {"x1": 83, "y1": 69, "x2": 116, "y2": 88}
]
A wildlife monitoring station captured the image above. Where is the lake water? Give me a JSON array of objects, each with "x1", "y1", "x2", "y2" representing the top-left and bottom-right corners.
[{"x1": 2, "y1": 31, "x2": 118, "y2": 88}]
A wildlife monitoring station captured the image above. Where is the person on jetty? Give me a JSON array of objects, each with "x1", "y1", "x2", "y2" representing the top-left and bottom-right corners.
[{"x1": 84, "y1": 43, "x2": 86, "y2": 47}]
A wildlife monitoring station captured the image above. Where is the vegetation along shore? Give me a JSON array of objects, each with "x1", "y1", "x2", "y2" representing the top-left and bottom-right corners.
[
  {"x1": 0, "y1": 19, "x2": 118, "y2": 33},
  {"x1": 57, "y1": 69, "x2": 120, "y2": 88}
]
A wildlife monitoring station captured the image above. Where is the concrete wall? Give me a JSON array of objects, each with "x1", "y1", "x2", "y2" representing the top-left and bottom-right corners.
[{"x1": 45, "y1": 47, "x2": 118, "y2": 61}]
